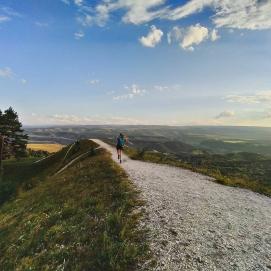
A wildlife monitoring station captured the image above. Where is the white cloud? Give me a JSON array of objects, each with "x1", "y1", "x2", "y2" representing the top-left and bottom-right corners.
[
  {"x1": 21, "y1": 79, "x2": 27, "y2": 84},
  {"x1": 74, "y1": 0, "x2": 83, "y2": 6},
  {"x1": 167, "y1": 26, "x2": 182, "y2": 44},
  {"x1": 210, "y1": 28, "x2": 220, "y2": 41},
  {"x1": 0, "y1": 67, "x2": 13, "y2": 78},
  {"x1": 165, "y1": 0, "x2": 212, "y2": 21},
  {"x1": 168, "y1": 24, "x2": 220, "y2": 51},
  {"x1": 168, "y1": 24, "x2": 209, "y2": 51},
  {"x1": 77, "y1": 0, "x2": 167, "y2": 27},
  {"x1": 120, "y1": 0, "x2": 166, "y2": 25},
  {"x1": 110, "y1": 83, "x2": 181, "y2": 100},
  {"x1": 139, "y1": 25, "x2": 163, "y2": 48},
  {"x1": 215, "y1": 110, "x2": 235, "y2": 119},
  {"x1": 165, "y1": 0, "x2": 271, "y2": 30},
  {"x1": 82, "y1": 0, "x2": 271, "y2": 30},
  {"x1": 113, "y1": 84, "x2": 146, "y2": 100},
  {"x1": 181, "y1": 24, "x2": 209, "y2": 50},
  {"x1": 1, "y1": 6, "x2": 22, "y2": 18},
  {"x1": 0, "y1": 6, "x2": 22, "y2": 23},
  {"x1": 77, "y1": 14, "x2": 93, "y2": 27},
  {"x1": 226, "y1": 91, "x2": 271, "y2": 104},
  {"x1": 0, "y1": 67, "x2": 28, "y2": 84},
  {"x1": 74, "y1": 30, "x2": 85, "y2": 39},
  {"x1": 95, "y1": 4, "x2": 111, "y2": 26},
  {"x1": 88, "y1": 79, "x2": 100, "y2": 85},
  {"x1": 35, "y1": 21, "x2": 49, "y2": 27},
  {"x1": 153, "y1": 84, "x2": 182, "y2": 92},
  {"x1": 96, "y1": 0, "x2": 166, "y2": 25},
  {"x1": 154, "y1": 85, "x2": 169, "y2": 92},
  {"x1": 212, "y1": 0, "x2": 271, "y2": 30},
  {"x1": 76, "y1": 4, "x2": 110, "y2": 27},
  {"x1": 0, "y1": 15, "x2": 10, "y2": 23}
]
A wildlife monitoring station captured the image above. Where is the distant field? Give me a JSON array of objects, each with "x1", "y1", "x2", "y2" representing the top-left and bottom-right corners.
[{"x1": 27, "y1": 143, "x2": 64, "y2": 153}]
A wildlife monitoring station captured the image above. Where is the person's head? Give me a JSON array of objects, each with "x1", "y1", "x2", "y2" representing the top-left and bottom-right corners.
[{"x1": 120, "y1": 133, "x2": 124, "y2": 138}]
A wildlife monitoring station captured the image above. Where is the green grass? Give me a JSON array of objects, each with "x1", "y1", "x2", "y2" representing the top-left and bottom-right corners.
[
  {"x1": 0, "y1": 140, "x2": 150, "y2": 270},
  {"x1": 124, "y1": 147, "x2": 271, "y2": 197},
  {"x1": 0, "y1": 140, "x2": 100, "y2": 204}
]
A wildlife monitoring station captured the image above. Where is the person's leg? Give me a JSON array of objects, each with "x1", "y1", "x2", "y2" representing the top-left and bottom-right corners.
[{"x1": 119, "y1": 149, "x2": 122, "y2": 163}]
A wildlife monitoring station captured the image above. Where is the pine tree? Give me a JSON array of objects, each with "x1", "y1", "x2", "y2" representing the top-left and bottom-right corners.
[
  {"x1": 0, "y1": 107, "x2": 28, "y2": 159},
  {"x1": 0, "y1": 109, "x2": 3, "y2": 173}
]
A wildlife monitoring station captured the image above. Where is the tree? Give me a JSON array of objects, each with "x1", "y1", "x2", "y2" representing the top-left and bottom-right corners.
[
  {"x1": 0, "y1": 110, "x2": 3, "y2": 175},
  {"x1": 0, "y1": 107, "x2": 28, "y2": 160}
]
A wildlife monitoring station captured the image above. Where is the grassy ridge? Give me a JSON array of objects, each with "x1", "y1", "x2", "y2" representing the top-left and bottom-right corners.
[
  {"x1": 125, "y1": 147, "x2": 271, "y2": 197},
  {"x1": 1, "y1": 140, "x2": 100, "y2": 204},
  {"x1": 0, "y1": 140, "x2": 150, "y2": 270}
]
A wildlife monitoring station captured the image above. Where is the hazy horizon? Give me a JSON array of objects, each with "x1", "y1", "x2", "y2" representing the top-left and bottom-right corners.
[
  {"x1": 1, "y1": 0, "x2": 271, "y2": 127},
  {"x1": 23, "y1": 124, "x2": 271, "y2": 129}
]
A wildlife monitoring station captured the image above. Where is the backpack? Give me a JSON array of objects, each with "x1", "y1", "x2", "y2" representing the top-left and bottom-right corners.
[{"x1": 117, "y1": 137, "x2": 125, "y2": 146}]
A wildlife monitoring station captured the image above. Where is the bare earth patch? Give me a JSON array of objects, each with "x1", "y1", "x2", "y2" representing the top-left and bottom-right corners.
[{"x1": 92, "y1": 139, "x2": 271, "y2": 271}]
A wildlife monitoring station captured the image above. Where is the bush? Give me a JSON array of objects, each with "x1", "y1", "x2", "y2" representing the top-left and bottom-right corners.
[
  {"x1": 0, "y1": 181, "x2": 16, "y2": 205},
  {"x1": 28, "y1": 149, "x2": 49, "y2": 158}
]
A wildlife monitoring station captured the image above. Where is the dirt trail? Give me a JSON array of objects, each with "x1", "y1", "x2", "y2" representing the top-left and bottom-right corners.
[{"x1": 92, "y1": 139, "x2": 271, "y2": 271}]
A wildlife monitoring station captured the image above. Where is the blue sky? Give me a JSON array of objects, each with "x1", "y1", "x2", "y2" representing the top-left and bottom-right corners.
[{"x1": 1, "y1": 0, "x2": 271, "y2": 126}]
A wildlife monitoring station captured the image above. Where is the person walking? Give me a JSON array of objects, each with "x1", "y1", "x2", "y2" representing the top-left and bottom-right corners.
[{"x1": 116, "y1": 133, "x2": 126, "y2": 163}]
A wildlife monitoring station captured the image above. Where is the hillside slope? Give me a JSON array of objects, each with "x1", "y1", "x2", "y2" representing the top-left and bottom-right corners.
[
  {"x1": 0, "y1": 140, "x2": 149, "y2": 270},
  {"x1": 93, "y1": 139, "x2": 271, "y2": 271}
]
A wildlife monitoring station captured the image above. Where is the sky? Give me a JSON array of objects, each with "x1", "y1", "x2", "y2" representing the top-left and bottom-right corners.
[{"x1": 0, "y1": 0, "x2": 271, "y2": 126}]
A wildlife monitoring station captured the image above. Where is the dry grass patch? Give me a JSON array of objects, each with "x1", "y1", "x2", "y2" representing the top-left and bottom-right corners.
[{"x1": 27, "y1": 143, "x2": 64, "y2": 153}]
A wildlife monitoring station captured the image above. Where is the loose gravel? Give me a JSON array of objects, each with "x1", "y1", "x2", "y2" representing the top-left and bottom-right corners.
[{"x1": 92, "y1": 139, "x2": 271, "y2": 271}]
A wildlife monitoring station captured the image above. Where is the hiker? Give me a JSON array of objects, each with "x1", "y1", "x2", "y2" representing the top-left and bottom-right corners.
[{"x1": 116, "y1": 133, "x2": 126, "y2": 163}]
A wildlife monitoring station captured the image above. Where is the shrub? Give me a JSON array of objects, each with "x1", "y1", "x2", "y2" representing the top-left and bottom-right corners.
[{"x1": 0, "y1": 181, "x2": 16, "y2": 205}]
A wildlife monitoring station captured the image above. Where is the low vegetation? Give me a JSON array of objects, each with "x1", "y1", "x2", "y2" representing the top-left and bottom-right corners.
[
  {"x1": 27, "y1": 143, "x2": 64, "y2": 153},
  {"x1": 199, "y1": 139, "x2": 271, "y2": 157},
  {"x1": 125, "y1": 147, "x2": 271, "y2": 197},
  {"x1": 0, "y1": 140, "x2": 150, "y2": 270}
]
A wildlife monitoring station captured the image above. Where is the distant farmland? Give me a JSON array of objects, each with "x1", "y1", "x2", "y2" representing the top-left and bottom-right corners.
[{"x1": 27, "y1": 143, "x2": 64, "y2": 153}]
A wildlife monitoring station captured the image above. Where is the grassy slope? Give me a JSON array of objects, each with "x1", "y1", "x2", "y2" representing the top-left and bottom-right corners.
[
  {"x1": 1, "y1": 140, "x2": 101, "y2": 202},
  {"x1": 0, "y1": 140, "x2": 149, "y2": 270},
  {"x1": 124, "y1": 147, "x2": 271, "y2": 197}
]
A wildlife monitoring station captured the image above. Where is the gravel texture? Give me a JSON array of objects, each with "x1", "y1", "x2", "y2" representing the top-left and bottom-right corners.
[{"x1": 92, "y1": 139, "x2": 271, "y2": 271}]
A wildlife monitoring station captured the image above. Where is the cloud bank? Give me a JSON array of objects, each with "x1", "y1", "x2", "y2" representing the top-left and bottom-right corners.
[
  {"x1": 226, "y1": 91, "x2": 271, "y2": 104},
  {"x1": 74, "y1": 0, "x2": 271, "y2": 30}
]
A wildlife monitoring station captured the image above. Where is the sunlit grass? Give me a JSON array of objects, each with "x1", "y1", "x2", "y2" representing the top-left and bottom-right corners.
[{"x1": 27, "y1": 143, "x2": 64, "y2": 153}]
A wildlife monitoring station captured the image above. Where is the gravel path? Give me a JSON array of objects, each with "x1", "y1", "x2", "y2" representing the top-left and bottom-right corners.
[{"x1": 92, "y1": 139, "x2": 271, "y2": 271}]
